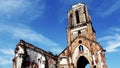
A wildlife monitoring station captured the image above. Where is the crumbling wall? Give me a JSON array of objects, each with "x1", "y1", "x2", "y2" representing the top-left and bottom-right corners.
[{"x1": 13, "y1": 40, "x2": 57, "y2": 68}]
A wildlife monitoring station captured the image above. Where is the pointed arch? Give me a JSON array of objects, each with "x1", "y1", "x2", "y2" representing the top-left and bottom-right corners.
[{"x1": 77, "y1": 56, "x2": 89, "y2": 68}]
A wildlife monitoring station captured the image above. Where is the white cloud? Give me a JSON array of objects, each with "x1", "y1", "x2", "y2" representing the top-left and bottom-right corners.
[
  {"x1": 0, "y1": 0, "x2": 45, "y2": 22},
  {"x1": 105, "y1": 41, "x2": 120, "y2": 52},
  {"x1": 98, "y1": 27, "x2": 120, "y2": 53},
  {"x1": 50, "y1": 47, "x2": 64, "y2": 54},
  {"x1": 0, "y1": 23, "x2": 59, "y2": 47},
  {"x1": 98, "y1": 36, "x2": 115, "y2": 42},
  {"x1": 102, "y1": 0, "x2": 120, "y2": 16},
  {"x1": 0, "y1": 48, "x2": 14, "y2": 65},
  {"x1": 0, "y1": 0, "x2": 29, "y2": 13},
  {"x1": 0, "y1": 57, "x2": 12, "y2": 65},
  {"x1": 111, "y1": 27, "x2": 120, "y2": 32},
  {"x1": 0, "y1": 49, "x2": 14, "y2": 56}
]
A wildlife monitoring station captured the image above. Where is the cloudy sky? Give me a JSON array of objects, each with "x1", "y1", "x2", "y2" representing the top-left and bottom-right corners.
[{"x1": 0, "y1": 0, "x2": 120, "y2": 68}]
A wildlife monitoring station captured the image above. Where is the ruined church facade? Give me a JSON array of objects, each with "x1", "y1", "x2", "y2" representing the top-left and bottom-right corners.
[{"x1": 13, "y1": 3, "x2": 107, "y2": 68}]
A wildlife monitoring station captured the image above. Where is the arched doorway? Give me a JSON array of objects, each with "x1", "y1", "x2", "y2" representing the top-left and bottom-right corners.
[
  {"x1": 77, "y1": 56, "x2": 90, "y2": 68},
  {"x1": 86, "y1": 64, "x2": 90, "y2": 68}
]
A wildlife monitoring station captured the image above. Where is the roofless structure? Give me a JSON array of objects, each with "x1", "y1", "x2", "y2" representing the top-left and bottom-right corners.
[{"x1": 13, "y1": 3, "x2": 107, "y2": 68}]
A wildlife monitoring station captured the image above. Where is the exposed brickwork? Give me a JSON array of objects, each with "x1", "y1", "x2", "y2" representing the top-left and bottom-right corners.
[
  {"x1": 13, "y1": 3, "x2": 107, "y2": 68},
  {"x1": 58, "y1": 3, "x2": 107, "y2": 68},
  {"x1": 13, "y1": 40, "x2": 57, "y2": 68}
]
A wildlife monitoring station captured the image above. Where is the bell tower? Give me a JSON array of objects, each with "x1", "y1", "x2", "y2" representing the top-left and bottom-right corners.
[
  {"x1": 58, "y1": 3, "x2": 107, "y2": 68},
  {"x1": 67, "y1": 3, "x2": 96, "y2": 46}
]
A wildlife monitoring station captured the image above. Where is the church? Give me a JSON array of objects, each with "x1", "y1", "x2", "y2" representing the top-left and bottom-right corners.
[{"x1": 12, "y1": 2, "x2": 107, "y2": 68}]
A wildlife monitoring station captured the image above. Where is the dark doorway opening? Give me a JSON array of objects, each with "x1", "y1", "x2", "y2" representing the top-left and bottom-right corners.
[{"x1": 77, "y1": 56, "x2": 89, "y2": 68}]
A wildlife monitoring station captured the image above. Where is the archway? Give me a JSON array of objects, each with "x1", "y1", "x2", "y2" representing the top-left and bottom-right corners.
[
  {"x1": 86, "y1": 64, "x2": 90, "y2": 68},
  {"x1": 77, "y1": 56, "x2": 90, "y2": 68}
]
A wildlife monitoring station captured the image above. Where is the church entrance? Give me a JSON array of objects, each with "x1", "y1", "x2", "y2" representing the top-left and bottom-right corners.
[{"x1": 77, "y1": 56, "x2": 90, "y2": 68}]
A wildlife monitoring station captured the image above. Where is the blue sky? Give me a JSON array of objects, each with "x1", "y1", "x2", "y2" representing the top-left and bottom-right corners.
[{"x1": 0, "y1": 0, "x2": 120, "y2": 68}]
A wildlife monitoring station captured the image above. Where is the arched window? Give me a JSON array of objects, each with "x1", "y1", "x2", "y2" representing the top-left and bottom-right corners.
[
  {"x1": 75, "y1": 10, "x2": 80, "y2": 23},
  {"x1": 79, "y1": 45, "x2": 83, "y2": 51},
  {"x1": 78, "y1": 30, "x2": 81, "y2": 35}
]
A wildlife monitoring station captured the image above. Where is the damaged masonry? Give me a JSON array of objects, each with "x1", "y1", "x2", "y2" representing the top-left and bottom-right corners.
[
  {"x1": 13, "y1": 40, "x2": 57, "y2": 68},
  {"x1": 13, "y1": 3, "x2": 107, "y2": 68}
]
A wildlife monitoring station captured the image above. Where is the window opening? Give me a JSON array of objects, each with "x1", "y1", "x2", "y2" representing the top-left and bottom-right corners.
[
  {"x1": 79, "y1": 40, "x2": 82, "y2": 44},
  {"x1": 78, "y1": 30, "x2": 81, "y2": 35},
  {"x1": 79, "y1": 45, "x2": 83, "y2": 51},
  {"x1": 75, "y1": 10, "x2": 80, "y2": 23},
  {"x1": 70, "y1": 14, "x2": 73, "y2": 27}
]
